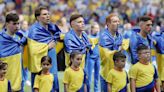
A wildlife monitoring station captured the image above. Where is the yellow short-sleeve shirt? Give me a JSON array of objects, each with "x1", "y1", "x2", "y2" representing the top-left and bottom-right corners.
[
  {"x1": 33, "y1": 73, "x2": 54, "y2": 92},
  {"x1": 63, "y1": 67, "x2": 84, "y2": 91},
  {"x1": 129, "y1": 62, "x2": 156, "y2": 87},
  {"x1": 106, "y1": 69, "x2": 128, "y2": 92}
]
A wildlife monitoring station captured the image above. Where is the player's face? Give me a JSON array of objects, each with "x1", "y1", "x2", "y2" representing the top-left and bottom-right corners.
[
  {"x1": 7, "y1": 21, "x2": 20, "y2": 34},
  {"x1": 71, "y1": 17, "x2": 85, "y2": 32},
  {"x1": 138, "y1": 49, "x2": 151, "y2": 62},
  {"x1": 72, "y1": 54, "x2": 82, "y2": 67},
  {"x1": 107, "y1": 16, "x2": 120, "y2": 32},
  {"x1": 38, "y1": 9, "x2": 50, "y2": 25},
  {"x1": 21, "y1": 21, "x2": 28, "y2": 30},
  {"x1": 41, "y1": 60, "x2": 51, "y2": 71},
  {"x1": 141, "y1": 20, "x2": 152, "y2": 34},
  {"x1": 91, "y1": 24, "x2": 100, "y2": 35},
  {"x1": 116, "y1": 58, "x2": 126, "y2": 69}
]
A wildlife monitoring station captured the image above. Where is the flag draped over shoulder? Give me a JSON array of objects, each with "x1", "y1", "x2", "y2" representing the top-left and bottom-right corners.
[
  {"x1": 27, "y1": 22, "x2": 61, "y2": 73},
  {"x1": 64, "y1": 29, "x2": 91, "y2": 68},
  {"x1": 99, "y1": 28, "x2": 129, "y2": 80},
  {"x1": 0, "y1": 29, "x2": 26, "y2": 91},
  {"x1": 153, "y1": 32, "x2": 164, "y2": 81},
  {"x1": 130, "y1": 31, "x2": 155, "y2": 64}
]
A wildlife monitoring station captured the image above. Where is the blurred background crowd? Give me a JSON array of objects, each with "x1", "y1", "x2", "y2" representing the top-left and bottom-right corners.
[{"x1": 0, "y1": 0, "x2": 164, "y2": 33}]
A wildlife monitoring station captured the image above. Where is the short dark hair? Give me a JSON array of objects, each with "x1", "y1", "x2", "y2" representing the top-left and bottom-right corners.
[
  {"x1": 138, "y1": 16, "x2": 152, "y2": 23},
  {"x1": 69, "y1": 13, "x2": 83, "y2": 25},
  {"x1": 113, "y1": 51, "x2": 126, "y2": 61},
  {"x1": 41, "y1": 56, "x2": 52, "y2": 64},
  {"x1": 35, "y1": 6, "x2": 48, "y2": 19},
  {"x1": 137, "y1": 44, "x2": 149, "y2": 53},
  {"x1": 6, "y1": 13, "x2": 19, "y2": 23}
]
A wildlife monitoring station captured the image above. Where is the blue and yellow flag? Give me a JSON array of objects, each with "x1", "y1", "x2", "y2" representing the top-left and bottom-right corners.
[
  {"x1": 153, "y1": 32, "x2": 164, "y2": 83},
  {"x1": 130, "y1": 31, "x2": 156, "y2": 64},
  {"x1": 27, "y1": 22, "x2": 61, "y2": 73},
  {"x1": 0, "y1": 29, "x2": 24, "y2": 91},
  {"x1": 64, "y1": 29, "x2": 91, "y2": 68},
  {"x1": 99, "y1": 28, "x2": 129, "y2": 80}
]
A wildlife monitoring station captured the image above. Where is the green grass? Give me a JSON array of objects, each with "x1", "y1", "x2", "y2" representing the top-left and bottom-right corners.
[
  {"x1": 58, "y1": 72, "x2": 64, "y2": 92},
  {"x1": 24, "y1": 72, "x2": 64, "y2": 92}
]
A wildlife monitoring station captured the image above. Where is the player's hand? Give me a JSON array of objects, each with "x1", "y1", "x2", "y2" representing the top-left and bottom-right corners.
[
  {"x1": 118, "y1": 46, "x2": 123, "y2": 51},
  {"x1": 48, "y1": 40, "x2": 56, "y2": 49}
]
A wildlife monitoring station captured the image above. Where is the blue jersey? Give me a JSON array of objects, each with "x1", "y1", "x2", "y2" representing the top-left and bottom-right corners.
[{"x1": 88, "y1": 34, "x2": 99, "y2": 59}]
